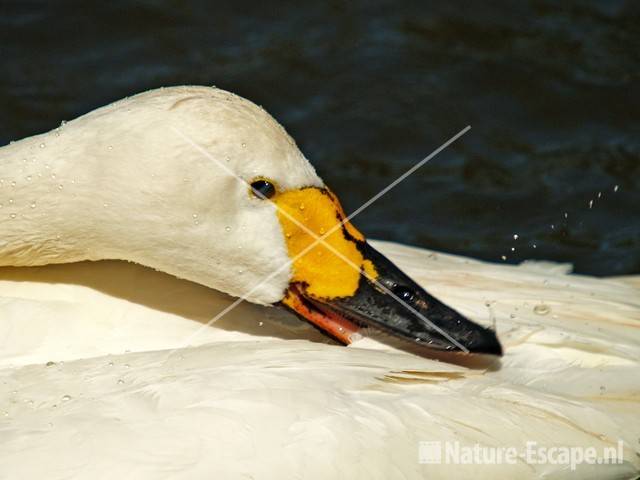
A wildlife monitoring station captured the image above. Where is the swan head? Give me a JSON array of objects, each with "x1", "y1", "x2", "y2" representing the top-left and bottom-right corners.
[{"x1": 8, "y1": 86, "x2": 501, "y2": 356}]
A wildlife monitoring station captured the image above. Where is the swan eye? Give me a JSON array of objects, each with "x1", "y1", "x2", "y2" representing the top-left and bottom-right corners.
[{"x1": 250, "y1": 179, "x2": 277, "y2": 199}]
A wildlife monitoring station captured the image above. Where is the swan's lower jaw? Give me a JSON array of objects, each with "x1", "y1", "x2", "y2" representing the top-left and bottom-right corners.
[
  {"x1": 280, "y1": 243, "x2": 503, "y2": 356},
  {"x1": 280, "y1": 284, "x2": 361, "y2": 344}
]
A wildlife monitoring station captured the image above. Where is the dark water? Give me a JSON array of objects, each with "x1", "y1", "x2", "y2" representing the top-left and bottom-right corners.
[{"x1": 1, "y1": 1, "x2": 639, "y2": 275}]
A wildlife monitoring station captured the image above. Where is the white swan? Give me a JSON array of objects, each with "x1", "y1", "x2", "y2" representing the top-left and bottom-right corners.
[{"x1": 0, "y1": 87, "x2": 638, "y2": 479}]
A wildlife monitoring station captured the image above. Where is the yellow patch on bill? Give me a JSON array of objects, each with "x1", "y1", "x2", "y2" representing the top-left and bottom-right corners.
[{"x1": 274, "y1": 187, "x2": 375, "y2": 299}]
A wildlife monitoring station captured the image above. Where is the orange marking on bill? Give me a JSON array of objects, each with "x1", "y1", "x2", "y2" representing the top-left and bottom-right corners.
[{"x1": 282, "y1": 287, "x2": 360, "y2": 345}]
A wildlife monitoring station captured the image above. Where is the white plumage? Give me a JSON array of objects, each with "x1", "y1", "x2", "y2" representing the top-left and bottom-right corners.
[{"x1": 1, "y1": 241, "x2": 638, "y2": 479}]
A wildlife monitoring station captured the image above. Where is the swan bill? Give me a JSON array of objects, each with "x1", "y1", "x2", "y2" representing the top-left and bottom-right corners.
[
  {"x1": 281, "y1": 242, "x2": 503, "y2": 356},
  {"x1": 272, "y1": 185, "x2": 502, "y2": 355}
]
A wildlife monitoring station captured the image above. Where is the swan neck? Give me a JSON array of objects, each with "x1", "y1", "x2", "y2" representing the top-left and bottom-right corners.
[{"x1": 0, "y1": 129, "x2": 106, "y2": 266}]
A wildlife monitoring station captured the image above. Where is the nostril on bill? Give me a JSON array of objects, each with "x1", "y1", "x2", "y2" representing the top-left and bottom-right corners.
[{"x1": 390, "y1": 285, "x2": 418, "y2": 305}]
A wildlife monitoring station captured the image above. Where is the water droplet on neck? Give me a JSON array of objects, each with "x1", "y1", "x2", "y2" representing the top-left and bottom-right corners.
[
  {"x1": 533, "y1": 303, "x2": 551, "y2": 316},
  {"x1": 298, "y1": 203, "x2": 305, "y2": 210},
  {"x1": 62, "y1": 395, "x2": 71, "y2": 402},
  {"x1": 225, "y1": 226, "x2": 231, "y2": 232},
  {"x1": 117, "y1": 379, "x2": 125, "y2": 385},
  {"x1": 39, "y1": 143, "x2": 45, "y2": 149},
  {"x1": 45, "y1": 361, "x2": 55, "y2": 367},
  {"x1": 9, "y1": 213, "x2": 16, "y2": 219},
  {"x1": 241, "y1": 142, "x2": 247, "y2": 148},
  {"x1": 58, "y1": 184, "x2": 63, "y2": 190},
  {"x1": 30, "y1": 202, "x2": 36, "y2": 209}
]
